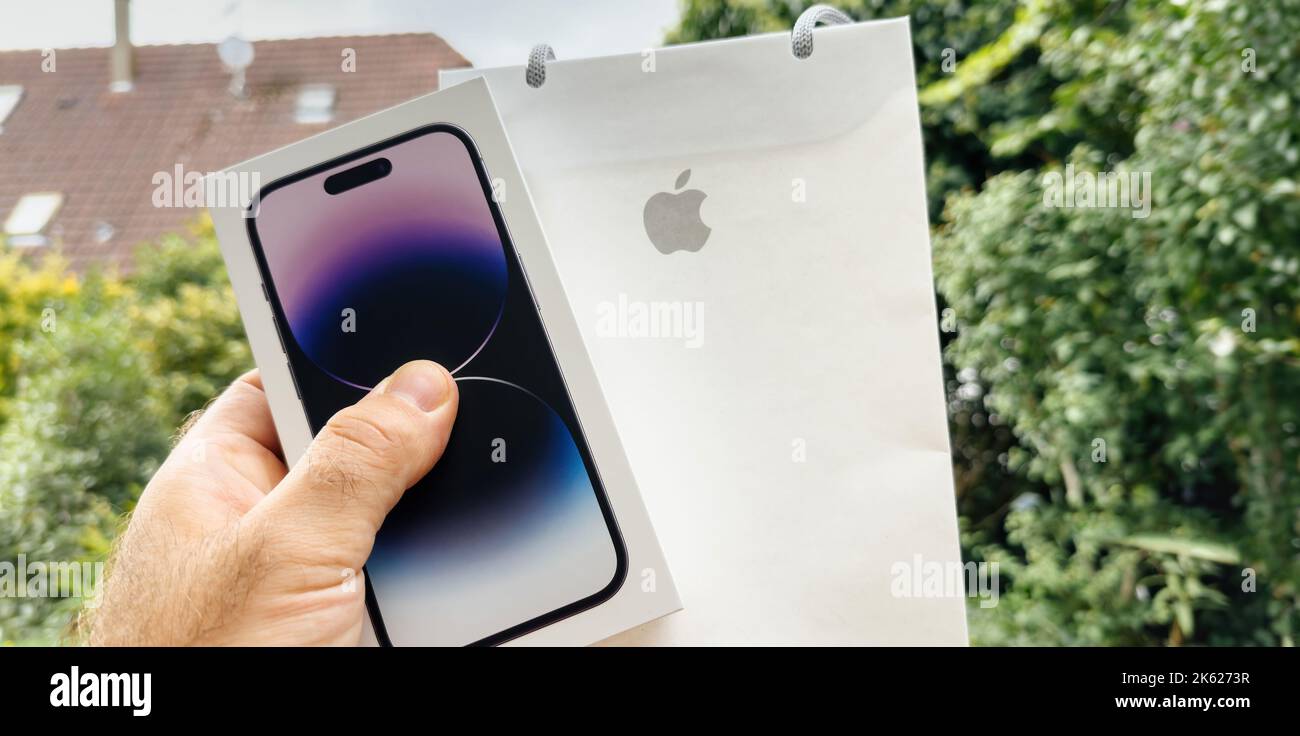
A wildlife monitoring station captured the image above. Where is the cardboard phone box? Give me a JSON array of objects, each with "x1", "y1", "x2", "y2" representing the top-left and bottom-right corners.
[{"x1": 207, "y1": 77, "x2": 679, "y2": 646}]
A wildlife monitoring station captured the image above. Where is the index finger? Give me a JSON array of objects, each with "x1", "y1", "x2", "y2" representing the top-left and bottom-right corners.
[{"x1": 179, "y1": 369, "x2": 283, "y2": 458}]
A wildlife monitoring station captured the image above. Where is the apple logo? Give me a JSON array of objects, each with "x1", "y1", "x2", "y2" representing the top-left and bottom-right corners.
[{"x1": 643, "y1": 169, "x2": 711, "y2": 254}]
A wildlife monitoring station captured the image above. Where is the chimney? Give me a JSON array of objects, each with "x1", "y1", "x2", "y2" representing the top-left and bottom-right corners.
[{"x1": 109, "y1": 0, "x2": 134, "y2": 92}]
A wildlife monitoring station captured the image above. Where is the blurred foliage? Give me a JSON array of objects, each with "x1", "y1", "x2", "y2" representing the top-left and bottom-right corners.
[
  {"x1": 0, "y1": 253, "x2": 79, "y2": 425},
  {"x1": 0, "y1": 218, "x2": 251, "y2": 643},
  {"x1": 673, "y1": 0, "x2": 1300, "y2": 645}
]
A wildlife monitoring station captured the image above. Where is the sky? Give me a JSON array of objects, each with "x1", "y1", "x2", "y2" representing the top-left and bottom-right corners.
[{"x1": 0, "y1": 0, "x2": 683, "y2": 68}]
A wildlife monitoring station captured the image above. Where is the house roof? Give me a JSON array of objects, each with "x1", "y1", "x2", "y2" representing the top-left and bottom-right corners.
[{"x1": 0, "y1": 33, "x2": 470, "y2": 271}]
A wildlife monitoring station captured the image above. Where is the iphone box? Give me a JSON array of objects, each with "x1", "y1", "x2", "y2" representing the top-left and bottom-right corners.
[{"x1": 207, "y1": 77, "x2": 680, "y2": 646}]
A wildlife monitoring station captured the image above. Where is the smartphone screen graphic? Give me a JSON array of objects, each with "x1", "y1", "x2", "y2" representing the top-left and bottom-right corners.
[{"x1": 247, "y1": 125, "x2": 626, "y2": 645}]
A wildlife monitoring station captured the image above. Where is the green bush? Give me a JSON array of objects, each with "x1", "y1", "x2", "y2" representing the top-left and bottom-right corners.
[
  {"x1": 0, "y1": 219, "x2": 251, "y2": 643},
  {"x1": 673, "y1": 0, "x2": 1300, "y2": 645},
  {"x1": 132, "y1": 230, "x2": 254, "y2": 429}
]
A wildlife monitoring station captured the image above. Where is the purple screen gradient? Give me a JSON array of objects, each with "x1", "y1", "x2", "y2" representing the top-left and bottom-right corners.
[{"x1": 254, "y1": 130, "x2": 508, "y2": 388}]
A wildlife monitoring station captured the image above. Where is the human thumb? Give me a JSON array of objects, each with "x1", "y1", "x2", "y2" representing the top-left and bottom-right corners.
[{"x1": 251, "y1": 360, "x2": 458, "y2": 566}]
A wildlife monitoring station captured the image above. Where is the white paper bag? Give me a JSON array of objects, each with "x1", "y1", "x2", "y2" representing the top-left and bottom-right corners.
[{"x1": 444, "y1": 17, "x2": 967, "y2": 644}]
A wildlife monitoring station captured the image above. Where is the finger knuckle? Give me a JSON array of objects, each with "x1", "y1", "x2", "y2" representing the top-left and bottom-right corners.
[{"x1": 319, "y1": 407, "x2": 409, "y2": 474}]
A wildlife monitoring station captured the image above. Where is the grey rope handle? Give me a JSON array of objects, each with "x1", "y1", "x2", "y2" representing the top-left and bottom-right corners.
[
  {"x1": 791, "y1": 5, "x2": 853, "y2": 59},
  {"x1": 526, "y1": 43, "x2": 555, "y2": 88}
]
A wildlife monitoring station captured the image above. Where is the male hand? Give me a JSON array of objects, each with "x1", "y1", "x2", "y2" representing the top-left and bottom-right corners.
[{"x1": 86, "y1": 360, "x2": 458, "y2": 645}]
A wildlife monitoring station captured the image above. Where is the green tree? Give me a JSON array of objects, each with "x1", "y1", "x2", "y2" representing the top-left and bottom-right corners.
[
  {"x1": 0, "y1": 282, "x2": 166, "y2": 643},
  {"x1": 0, "y1": 220, "x2": 251, "y2": 643}
]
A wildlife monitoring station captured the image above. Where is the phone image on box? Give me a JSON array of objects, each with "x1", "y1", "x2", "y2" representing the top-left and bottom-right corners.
[{"x1": 245, "y1": 124, "x2": 627, "y2": 646}]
